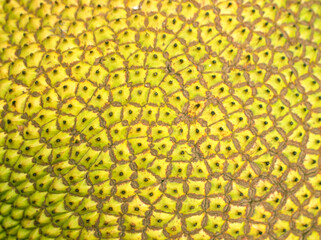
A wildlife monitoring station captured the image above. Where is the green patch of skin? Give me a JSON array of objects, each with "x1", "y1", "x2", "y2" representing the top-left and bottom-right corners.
[
  {"x1": 108, "y1": 71, "x2": 127, "y2": 89},
  {"x1": 9, "y1": 172, "x2": 27, "y2": 187},
  {"x1": 190, "y1": 161, "x2": 209, "y2": 179},
  {"x1": 170, "y1": 162, "x2": 189, "y2": 179},
  {"x1": 189, "y1": 122, "x2": 207, "y2": 142},
  {"x1": 19, "y1": 139, "x2": 44, "y2": 156},
  {"x1": 88, "y1": 130, "x2": 110, "y2": 149},
  {"x1": 110, "y1": 123, "x2": 127, "y2": 142},
  {"x1": 266, "y1": 191, "x2": 283, "y2": 209},
  {"x1": 48, "y1": 66, "x2": 69, "y2": 86},
  {"x1": 208, "y1": 177, "x2": 228, "y2": 195},
  {"x1": 151, "y1": 126, "x2": 169, "y2": 141},
  {"x1": 88, "y1": 88, "x2": 110, "y2": 110},
  {"x1": 149, "y1": 159, "x2": 169, "y2": 179},
  {"x1": 233, "y1": 86, "x2": 252, "y2": 103},
  {"x1": 294, "y1": 185, "x2": 311, "y2": 204},
  {"x1": 133, "y1": 151, "x2": 155, "y2": 169},
  {"x1": 112, "y1": 141, "x2": 131, "y2": 161},
  {"x1": 180, "y1": 197, "x2": 203, "y2": 215},
  {"x1": 88, "y1": 66, "x2": 108, "y2": 86},
  {"x1": 141, "y1": 106, "x2": 158, "y2": 123},
  {"x1": 129, "y1": 86, "x2": 149, "y2": 106},
  {"x1": 273, "y1": 219, "x2": 290, "y2": 237},
  {"x1": 122, "y1": 105, "x2": 141, "y2": 124},
  {"x1": 138, "y1": 31, "x2": 156, "y2": 49},
  {"x1": 64, "y1": 167, "x2": 87, "y2": 185},
  {"x1": 146, "y1": 229, "x2": 167, "y2": 240},
  {"x1": 57, "y1": 115, "x2": 74, "y2": 131},
  {"x1": 111, "y1": 163, "x2": 133, "y2": 183},
  {"x1": 128, "y1": 69, "x2": 146, "y2": 86},
  {"x1": 207, "y1": 156, "x2": 225, "y2": 174},
  {"x1": 123, "y1": 215, "x2": 144, "y2": 231},
  {"x1": 42, "y1": 88, "x2": 59, "y2": 109},
  {"x1": 115, "y1": 182, "x2": 136, "y2": 199},
  {"x1": 24, "y1": 96, "x2": 42, "y2": 116},
  {"x1": 228, "y1": 205, "x2": 247, "y2": 219},
  {"x1": 35, "y1": 174, "x2": 54, "y2": 191},
  {"x1": 271, "y1": 158, "x2": 287, "y2": 178},
  {"x1": 150, "y1": 211, "x2": 173, "y2": 228},
  {"x1": 303, "y1": 154, "x2": 319, "y2": 170},
  {"x1": 98, "y1": 214, "x2": 118, "y2": 228},
  {"x1": 228, "y1": 182, "x2": 249, "y2": 201},
  {"x1": 156, "y1": 32, "x2": 175, "y2": 50},
  {"x1": 61, "y1": 48, "x2": 82, "y2": 65},
  {"x1": 265, "y1": 129, "x2": 283, "y2": 149},
  {"x1": 205, "y1": 215, "x2": 225, "y2": 234},
  {"x1": 199, "y1": 138, "x2": 218, "y2": 158},
  {"x1": 148, "y1": 88, "x2": 164, "y2": 106},
  {"x1": 171, "y1": 144, "x2": 192, "y2": 161},
  {"x1": 13, "y1": 155, "x2": 33, "y2": 173},
  {"x1": 60, "y1": 98, "x2": 86, "y2": 115},
  {"x1": 186, "y1": 82, "x2": 207, "y2": 100},
  {"x1": 128, "y1": 123, "x2": 148, "y2": 139},
  {"x1": 164, "y1": 216, "x2": 181, "y2": 236},
  {"x1": 159, "y1": 76, "x2": 181, "y2": 95},
  {"x1": 16, "y1": 68, "x2": 37, "y2": 87},
  {"x1": 200, "y1": 26, "x2": 219, "y2": 43},
  {"x1": 101, "y1": 106, "x2": 122, "y2": 127},
  {"x1": 80, "y1": 212, "x2": 99, "y2": 228},
  {"x1": 153, "y1": 138, "x2": 173, "y2": 157},
  {"x1": 71, "y1": 63, "x2": 91, "y2": 81},
  {"x1": 154, "y1": 195, "x2": 176, "y2": 213},
  {"x1": 135, "y1": 170, "x2": 157, "y2": 188},
  {"x1": 6, "y1": 132, "x2": 23, "y2": 149},
  {"x1": 277, "y1": 115, "x2": 297, "y2": 135},
  {"x1": 165, "y1": 181, "x2": 184, "y2": 199},
  {"x1": 158, "y1": 106, "x2": 176, "y2": 124},
  {"x1": 247, "y1": 99, "x2": 268, "y2": 116},
  {"x1": 102, "y1": 197, "x2": 122, "y2": 215},
  {"x1": 128, "y1": 52, "x2": 145, "y2": 68},
  {"x1": 49, "y1": 131, "x2": 71, "y2": 148},
  {"x1": 304, "y1": 197, "x2": 321, "y2": 216},
  {"x1": 92, "y1": 181, "x2": 112, "y2": 199},
  {"x1": 88, "y1": 170, "x2": 110, "y2": 185},
  {"x1": 226, "y1": 222, "x2": 245, "y2": 238},
  {"x1": 69, "y1": 179, "x2": 91, "y2": 197},
  {"x1": 126, "y1": 196, "x2": 149, "y2": 217},
  {"x1": 171, "y1": 56, "x2": 192, "y2": 73},
  {"x1": 138, "y1": 185, "x2": 162, "y2": 203},
  {"x1": 306, "y1": 133, "x2": 321, "y2": 150},
  {"x1": 255, "y1": 180, "x2": 273, "y2": 198},
  {"x1": 0, "y1": 165, "x2": 11, "y2": 181},
  {"x1": 103, "y1": 54, "x2": 124, "y2": 72},
  {"x1": 83, "y1": 48, "x2": 102, "y2": 65},
  {"x1": 145, "y1": 52, "x2": 167, "y2": 68},
  {"x1": 166, "y1": 17, "x2": 184, "y2": 34},
  {"x1": 185, "y1": 214, "x2": 205, "y2": 232},
  {"x1": 53, "y1": 161, "x2": 72, "y2": 176},
  {"x1": 187, "y1": 180, "x2": 206, "y2": 195}
]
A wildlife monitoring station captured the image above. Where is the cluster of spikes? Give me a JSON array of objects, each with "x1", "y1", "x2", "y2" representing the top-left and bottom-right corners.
[{"x1": 0, "y1": 0, "x2": 321, "y2": 239}]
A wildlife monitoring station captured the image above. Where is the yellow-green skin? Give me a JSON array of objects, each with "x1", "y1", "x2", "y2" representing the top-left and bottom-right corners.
[{"x1": 0, "y1": 0, "x2": 321, "y2": 239}]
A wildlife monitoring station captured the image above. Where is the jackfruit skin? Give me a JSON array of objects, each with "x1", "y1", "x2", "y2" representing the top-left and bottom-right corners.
[{"x1": 0, "y1": 0, "x2": 321, "y2": 239}]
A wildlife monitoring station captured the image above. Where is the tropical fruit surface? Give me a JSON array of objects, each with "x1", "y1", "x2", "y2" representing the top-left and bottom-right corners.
[{"x1": 0, "y1": 0, "x2": 321, "y2": 239}]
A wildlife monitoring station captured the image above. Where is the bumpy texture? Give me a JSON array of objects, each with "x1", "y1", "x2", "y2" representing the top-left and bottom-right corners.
[{"x1": 0, "y1": 0, "x2": 321, "y2": 239}]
